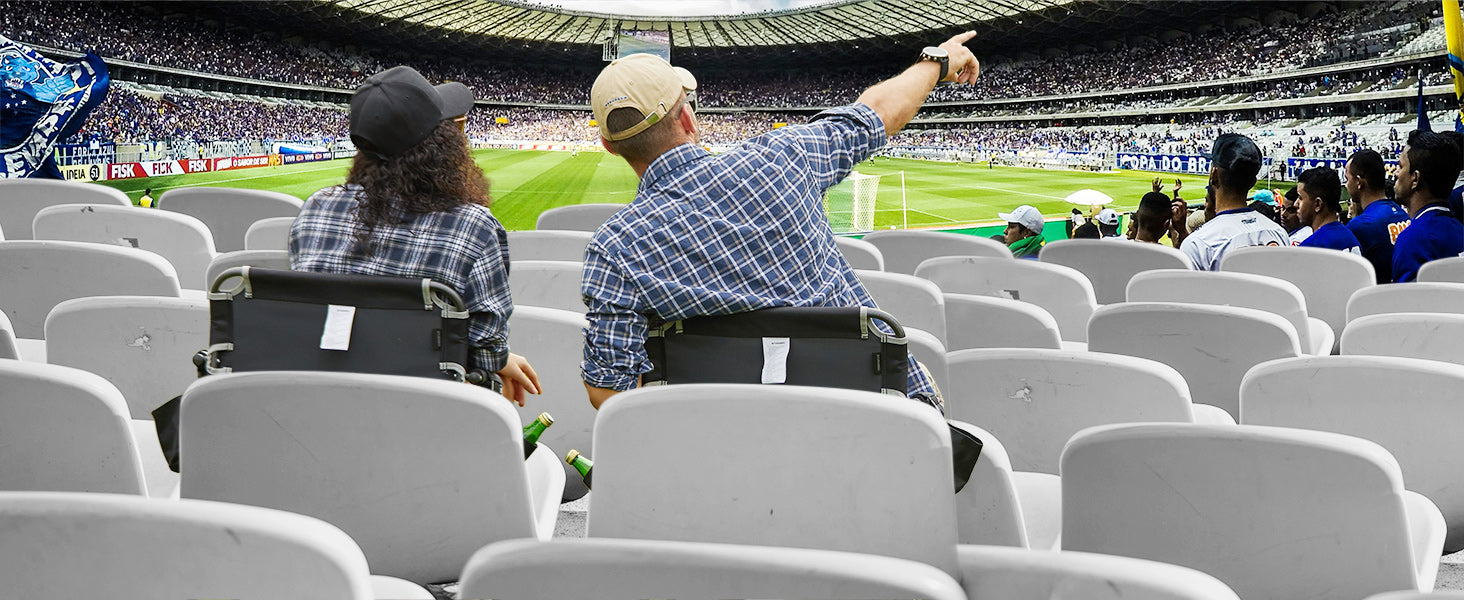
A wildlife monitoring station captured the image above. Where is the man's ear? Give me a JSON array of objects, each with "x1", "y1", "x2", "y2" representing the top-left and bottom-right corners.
[
  {"x1": 677, "y1": 102, "x2": 696, "y2": 134},
  {"x1": 600, "y1": 137, "x2": 618, "y2": 156}
]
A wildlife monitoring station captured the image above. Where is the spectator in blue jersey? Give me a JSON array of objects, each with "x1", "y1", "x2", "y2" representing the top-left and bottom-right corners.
[
  {"x1": 1173, "y1": 133, "x2": 1290, "y2": 270},
  {"x1": 1294, "y1": 166, "x2": 1360, "y2": 254},
  {"x1": 1440, "y1": 130, "x2": 1464, "y2": 225},
  {"x1": 1391, "y1": 130, "x2": 1464, "y2": 282},
  {"x1": 578, "y1": 33, "x2": 982, "y2": 410},
  {"x1": 1345, "y1": 149, "x2": 1411, "y2": 283}
]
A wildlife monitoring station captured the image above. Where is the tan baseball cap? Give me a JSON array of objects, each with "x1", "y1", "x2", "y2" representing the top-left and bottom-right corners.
[{"x1": 591, "y1": 53, "x2": 697, "y2": 142}]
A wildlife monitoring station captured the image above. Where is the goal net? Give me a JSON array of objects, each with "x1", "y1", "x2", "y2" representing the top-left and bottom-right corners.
[{"x1": 823, "y1": 170, "x2": 905, "y2": 233}]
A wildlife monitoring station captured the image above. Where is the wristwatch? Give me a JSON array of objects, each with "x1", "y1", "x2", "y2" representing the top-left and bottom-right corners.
[{"x1": 919, "y1": 46, "x2": 950, "y2": 82}]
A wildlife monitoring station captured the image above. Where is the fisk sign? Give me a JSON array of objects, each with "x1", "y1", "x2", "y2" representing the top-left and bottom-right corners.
[{"x1": 106, "y1": 159, "x2": 212, "y2": 180}]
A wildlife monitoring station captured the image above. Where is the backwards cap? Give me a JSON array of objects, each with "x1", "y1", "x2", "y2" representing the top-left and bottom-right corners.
[{"x1": 590, "y1": 54, "x2": 698, "y2": 142}]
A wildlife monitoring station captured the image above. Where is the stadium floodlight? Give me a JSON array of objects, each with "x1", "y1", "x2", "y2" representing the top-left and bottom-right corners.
[{"x1": 1064, "y1": 189, "x2": 1113, "y2": 207}]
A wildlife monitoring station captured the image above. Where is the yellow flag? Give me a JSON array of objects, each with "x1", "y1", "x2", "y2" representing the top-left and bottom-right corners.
[
  {"x1": 495, "y1": 116, "x2": 509, "y2": 124},
  {"x1": 1446, "y1": 0, "x2": 1464, "y2": 126},
  {"x1": 772, "y1": 122, "x2": 787, "y2": 129}
]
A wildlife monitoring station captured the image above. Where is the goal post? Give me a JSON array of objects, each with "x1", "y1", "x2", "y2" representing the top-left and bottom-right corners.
[{"x1": 823, "y1": 170, "x2": 906, "y2": 233}]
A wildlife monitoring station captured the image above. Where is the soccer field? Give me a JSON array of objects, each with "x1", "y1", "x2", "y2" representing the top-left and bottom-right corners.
[{"x1": 95, "y1": 149, "x2": 1236, "y2": 232}]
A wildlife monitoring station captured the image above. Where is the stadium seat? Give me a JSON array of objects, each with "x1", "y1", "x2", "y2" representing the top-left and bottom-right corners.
[
  {"x1": 159, "y1": 187, "x2": 303, "y2": 252},
  {"x1": 956, "y1": 545, "x2": 1240, "y2": 600},
  {"x1": 1088, "y1": 302, "x2": 1300, "y2": 420},
  {"x1": 0, "y1": 178, "x2": 131, "y2": 240},
  {"x1": 0, "y1": 312, "x2": 16, "y2": 360},
  {"x1": 0, "y1": 361, "x2": 148, "y2": 496},
  {"x1": 1368, "y1": 593, "x2": 1464, "y2": 600},
  {"x1": 1347, "y1": 282, "x2": 1464, "y2": 323},
  {"x1": 834, "y1": 235, "x2": 884, "y2": 271},
  {"x1": 1062, "y1": 423, "x2": 1443, "y2": 599},
  {"x1": 507, "y1": 305, "x2": 594, "y2": 501},
  {"x1": 205, "y1": 249, "x2": 292, "y2": 285},
  {"x1": 507, "y1": 260, "x2": 584, "y2": 313},
  {"x1": 1038, "y1": 238, "x2": 1191, "y2": 305},
  {"x1": 535, "y1": 203, "x2": 625, "y2": 231},
  {"x1": 946, "y1": 348, "x2": 1231, "y2": 475},
  {"x1": 43, "y1": 295, "x2": 207, "y2": 420},
  {"x1": 1242, "y1": 355, "x2": 1464, "y2": 552},
  {"x1": 942, "y1": 293, "x2": 1063, "y2": 352},
  {"x1": 0, "y1": 240, "x2": 181, "y2": 339},
  {"x1": 1341, "y1": 313, "x2": 1464, "y2": 367},
  {"x1": 180, "y1": 371, "x2": 564, "y2": 584},
  {"x1": 916, "y1": 255, "x2": 1097, "y2": 343},
  {"x1": 244, "y1": 215, "x2": 296, "y2": 251},
  {"x1": 1127, "y1": 270, "x2": 1334, "y2": 355},
  {"x1": 1219, "y1": 245, "x2": 1375, "y2": 350},
  {"x1": 460, "y1": 538, "x2": 966, "y2": 600},
  {"x1": 33, "y1": 203, "x2": 218, "y2": 289},
  {"x1": 857, "y1": 269, "x2": 946, "y2": 344},
  {"x1": 587, "y1": 384, "x2": 960, "y2": 577},
  {"x1": 861, "y1": 229, "x2": 1012, "y2": 274},
  {"x1": 905, "y1": 327, "x2": 948, "y2": 393},
  {"x1": 0, "y1": 491, "x2": 431, "y2": 600},
  {"x1": 1418, "y1": 256, "x2": 1464, "y2": 283},
  {"x1": 506, "y1": 229, "x2": 593, "y2": 262},
  {"x1": 950, "y1": 421, "x2": 1061, "y2": 550}
]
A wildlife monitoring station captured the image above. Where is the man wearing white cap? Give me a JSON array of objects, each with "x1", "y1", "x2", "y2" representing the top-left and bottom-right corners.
[
  {"x1": 999, "y1": 205, "x2": 1046, "y2": 258},
  {"x1": 1095, "y1": 208, "x2": 1123, "y2": 240},
  {"x1": 579, "y1": 33, "x2": 981, "y2": 409}
]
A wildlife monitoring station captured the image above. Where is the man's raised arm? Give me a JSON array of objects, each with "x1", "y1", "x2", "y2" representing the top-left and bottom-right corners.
[{"x1": 856, "y1": 31, "x2": 980, "y2": 136}]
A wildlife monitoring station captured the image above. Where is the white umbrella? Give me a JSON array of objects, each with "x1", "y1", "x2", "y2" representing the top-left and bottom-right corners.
[{"x1": 1064, "y1": 189, "x2": 1114, "y2": 207}]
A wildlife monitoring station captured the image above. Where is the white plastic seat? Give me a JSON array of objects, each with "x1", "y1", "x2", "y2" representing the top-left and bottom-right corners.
[
  {"x1": 1220, "y1": 244, "x2": 1375, "y2": 348},
  {"x1": 1418, "y1": 256, "x2": 1464, "y2": 283},
  {"x1": 507, "y1": 260, "x2": 584, "y2": 313},
  {"x1": 0, "y1": 360, "x2": 147, "y2": 495},
  {"x1": 159, "y1": 187, "x2": 303, "y2": 252},
  {"x1": 506, "y1": 229, "x2": 593, "y2": 262},
  {"x1": 1039, "y1": 238, "x2": 1191, "y2": 304},
  {"x1": 1342, "y1": 313, "x2": 1464, "y2": 367},
  {"x1": 535, "y1": 203, "x2": 625, "y2": 231},
  {"x1": 943, "y1": 293, "x2": 1062, "y2": 351},
  {"x1": 957, "y1": 545, "x2": 1241, "y2": 600},
  {"x1": 1348, "y1": 282, "x2": 1464, "y2": 323},
  {"x1": 0, "y1": 178, "x2": 130, "y2": 240},
  {"x1": 244, "y1": 215, "x2": 296, "y2": 250},
  {"x1": 508, "y1": 305, "x2": 593, "y2": 501},
  {"x1": 1062, "y1": 423, "x2": 1444, "y2": 600},
  {"x1": 0, "y1": 491, "x2": 431, "y2": 600},
  {"x1": 917, "y1": 255, "x2": 1097, "y2": 342},
  {"x1": 947, "y1": 348, "x2": 1231, "y2": 475},
  {"x1": 834, "y1": 235, "x2": 884, "y2": 270},
  {"x1": 205, "y1": 249, "x2": 292, "y2": 286},
  {"x1": 861, "y1": 229, "x2": 1012, "y2": 274},
  {"x1": 0, "y1": 311, "x2": 16, "y2": 360},
  {"x1": 1243, "y1": 355, "x2": 1464, "y2": 552},
  {"x1": 44, "y1": 295, "x2": 208, "y2": 420},
  {"x1": 951, "y1": 421, "x2": 1061, "y2": 550},
  {"x1": 461, "y1": 538, "x2": 966, "y2": 600},
  {"x1": 33, "y1": 203, "x2": 217, "y2": 290},
  {"x1": 0, "y1": 240, "x2": 181, "y2": 339},
  {"x1": 1128, "y1": 269, "x2": 1334, "y2": 355},
  {"x1": 905, "y1": 327, "x2": 948, "y2": 394},
  {"x1": 857, "y1": 269, "x2": 947, "y2": 344},
  {"x1": 1088, "y1": 302, "x2": 1300, "y2": 420},
  {"x1": 1369, "y1": 593, "x2": 1464, "y2": 600},
  {"x1": 587, "y1": 384, "x2": 960, "y2": 577},
  {"x1": 180, "y1": 371, "x2": 564, "y2": 584}
]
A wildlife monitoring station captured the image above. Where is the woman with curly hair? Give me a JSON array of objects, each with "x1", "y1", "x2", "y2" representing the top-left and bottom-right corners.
[{"x1": 290, "y1": 66, "x2": 540, "y2": 405}]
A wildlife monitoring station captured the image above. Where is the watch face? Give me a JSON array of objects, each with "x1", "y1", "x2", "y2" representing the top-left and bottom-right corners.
[{"x1": 923, "y1": 46, "x2": 948, "y2": 58}]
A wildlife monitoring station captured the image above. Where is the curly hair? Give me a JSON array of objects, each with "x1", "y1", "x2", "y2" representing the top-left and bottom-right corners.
[{"x1": 343, "y1": 120, "x2": 489, "y2": 255}]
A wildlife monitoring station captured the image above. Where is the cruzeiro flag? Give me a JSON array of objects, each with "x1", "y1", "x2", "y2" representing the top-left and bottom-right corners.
[{"x1": 0, "y1": 34, "x2": 109, "y2": 178}]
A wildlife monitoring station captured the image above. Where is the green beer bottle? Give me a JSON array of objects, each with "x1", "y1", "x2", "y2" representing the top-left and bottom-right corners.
[
  {"x1": 565, "y1": 449, "x2": 593, "y2": 489},
  {"x1": 522, "y1": 412, "x2": 553, "y2": 459}
]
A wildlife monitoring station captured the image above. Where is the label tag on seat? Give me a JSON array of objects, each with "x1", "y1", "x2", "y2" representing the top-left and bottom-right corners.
[
  {"x1": 761, "y1": 337, "x2": 790, "y2": 384},
  {"x1": 320, "y1": 305, "x2": 357, "y2": 351}
]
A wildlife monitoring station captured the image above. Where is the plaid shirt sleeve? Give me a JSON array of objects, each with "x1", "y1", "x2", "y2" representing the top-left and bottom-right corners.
[
  {"x1": 463, "y1": 220, "x2": 512, "y2": 373},
  {"x1": 785, "y1": 103, "x2": 887, "y2": 192},
  {"x1": 580, "y1": 238, "x2": 651, "y2": 391}
]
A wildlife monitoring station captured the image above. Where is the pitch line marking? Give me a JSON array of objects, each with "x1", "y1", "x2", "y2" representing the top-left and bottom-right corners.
[{"x1": 105, "y1": 164, "x2": 347, "y2": 194}]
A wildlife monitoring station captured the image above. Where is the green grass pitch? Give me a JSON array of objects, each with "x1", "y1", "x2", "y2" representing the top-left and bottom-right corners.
[{"x1": 96, "y1": 149, "x2": 1252, "y2": 232}]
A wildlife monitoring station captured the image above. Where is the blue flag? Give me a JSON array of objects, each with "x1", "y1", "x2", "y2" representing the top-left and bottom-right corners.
[{"x1": 0, "y1": 35, "x2": 110, "y2": 179}]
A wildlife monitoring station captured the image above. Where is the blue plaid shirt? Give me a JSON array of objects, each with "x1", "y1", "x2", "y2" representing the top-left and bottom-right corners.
[
  {"x1": 290, "y1": 184, "x2": 513, "y2": 372},
  {"x1": 580, "y1": 103, "x2": 937, "y2": 397}
]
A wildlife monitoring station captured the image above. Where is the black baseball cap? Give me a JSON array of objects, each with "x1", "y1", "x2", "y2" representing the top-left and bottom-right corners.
[
  {"x1": 1203, "y1": 133, "x2": 1262, "y2": 179},
  {"x1": 350, "y1": 66, "x2": 475, "y2": 157}
]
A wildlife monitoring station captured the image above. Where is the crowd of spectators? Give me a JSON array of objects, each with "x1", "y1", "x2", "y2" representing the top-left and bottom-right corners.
[
  {"x1": 70, "y1": 89, "x2": 348, "y2": 144},
  {"x1": 2, "y1": 0, "x2": 1443, "y2": 108}
]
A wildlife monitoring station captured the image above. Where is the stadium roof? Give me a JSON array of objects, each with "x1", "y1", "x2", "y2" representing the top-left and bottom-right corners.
[{"x1": 315, "y1": 0, "x2": 1079, "y2": 48}]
